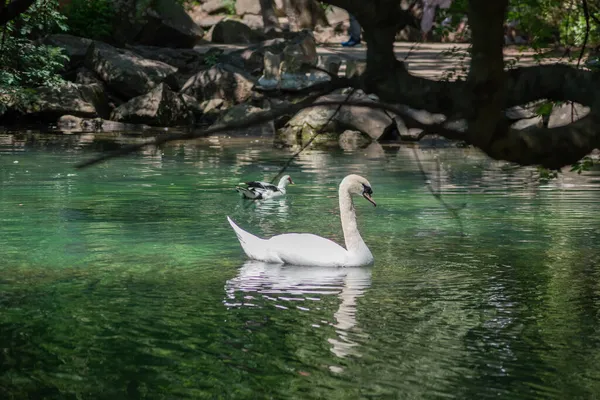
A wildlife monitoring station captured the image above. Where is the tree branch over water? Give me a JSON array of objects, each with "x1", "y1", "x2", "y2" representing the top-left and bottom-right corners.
[
  {"x1": 75, "y1": 98, "x2": 463, "y2": 169},
  {"x1": 73, "y1": 0, "x2": 600, "y2": 170}
]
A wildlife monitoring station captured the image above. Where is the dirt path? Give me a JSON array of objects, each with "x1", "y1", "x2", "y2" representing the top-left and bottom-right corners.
[{"x1": 194, "y1": 41, "x2": 577, "y2": 80}]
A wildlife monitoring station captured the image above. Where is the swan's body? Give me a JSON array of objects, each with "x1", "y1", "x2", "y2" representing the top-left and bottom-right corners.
[
  {"x1": 235, "y1": 175, "x2": 294, "y2": 200},
  {"x1": 227, "y1": 174, "x2": 376, "y2": 267}
]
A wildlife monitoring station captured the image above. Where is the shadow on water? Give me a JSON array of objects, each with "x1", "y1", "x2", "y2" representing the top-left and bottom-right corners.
[{"x1": 2, "y1": 132, "x2": 600, "y2": 398}]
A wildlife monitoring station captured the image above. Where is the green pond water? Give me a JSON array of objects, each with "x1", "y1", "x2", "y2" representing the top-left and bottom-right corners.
[{"x1": 1, "y1": 133, "x2": 600, "y2": 399}]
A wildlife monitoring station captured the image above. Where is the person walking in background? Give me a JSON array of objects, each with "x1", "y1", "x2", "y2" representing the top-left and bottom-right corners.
[{"x1": 342, "y1": 14, "x2": 361, "y2": 47}]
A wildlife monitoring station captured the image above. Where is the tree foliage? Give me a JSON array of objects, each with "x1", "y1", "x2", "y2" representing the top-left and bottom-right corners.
[{"x1": 0, "y1": 0, "x2": 68, "y2": 114}]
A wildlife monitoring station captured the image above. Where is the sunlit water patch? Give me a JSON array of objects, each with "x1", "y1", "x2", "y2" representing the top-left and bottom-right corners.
[{"x1": 1, "y1": 133, "x2": 600, "y2": 399}]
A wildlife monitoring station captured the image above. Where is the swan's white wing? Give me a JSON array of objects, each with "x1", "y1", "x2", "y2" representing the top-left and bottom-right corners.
[
  {"x1": 227, "y1": 216, "x2": 277, "y2": 262},
  {"x1": 267, "y1": 233, "x2": 349, "y2": 267}
]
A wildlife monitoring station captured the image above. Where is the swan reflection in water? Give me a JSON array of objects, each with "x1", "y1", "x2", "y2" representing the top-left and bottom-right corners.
[{"x1": 224, "y1": 260, "x2": 372, "y2": 360}]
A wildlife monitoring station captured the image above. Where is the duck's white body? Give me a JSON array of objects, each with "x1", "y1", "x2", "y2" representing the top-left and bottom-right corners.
[
  {"x1": 235, "y1": 175, "x2": 293, "y2": 200},
  {"x1": 227, "y1": 174, "x2": 375, "y2": 267}
]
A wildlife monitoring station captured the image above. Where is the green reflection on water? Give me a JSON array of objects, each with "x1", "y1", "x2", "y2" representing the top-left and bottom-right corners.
[{"x1": 1, "y1": 134, "x2": 600, "y2": 399}]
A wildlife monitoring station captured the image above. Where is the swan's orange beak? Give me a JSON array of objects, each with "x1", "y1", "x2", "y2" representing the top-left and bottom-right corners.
[
  {"x1": 288, "y1": 177, "x2": 294, "y2": 185},
  {"x1": 363, "y1": 192, "x2": 376, "y2": 207}
]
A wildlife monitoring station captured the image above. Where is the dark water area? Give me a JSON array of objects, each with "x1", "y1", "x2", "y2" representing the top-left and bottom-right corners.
[{"x1": 1, "y1": 133, "x2": 600, "y2": 399}]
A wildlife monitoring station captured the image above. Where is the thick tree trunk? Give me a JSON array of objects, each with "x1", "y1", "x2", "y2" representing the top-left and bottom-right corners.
[
  {"x1": 321, "y1": 0, "x2": 600, "y2": 169},
  {"x1": 259, "y1": 0, "x2": 280, "y2": 31},
  {"x1": 284, "y1": 0, "x2": 328, "y2": 30},
  {"x1": 466, "y1": 0, "x2": 508, "y2": 149}
]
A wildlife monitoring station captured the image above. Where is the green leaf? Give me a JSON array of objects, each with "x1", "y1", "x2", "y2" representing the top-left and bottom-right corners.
[{"x1": 535, "y1": 102, "x2": 554, "y2": 116}]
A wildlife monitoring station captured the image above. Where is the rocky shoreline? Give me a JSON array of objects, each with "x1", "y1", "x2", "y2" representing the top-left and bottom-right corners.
[{"x1": 2, "y1": 0, "x2": 575, "y2": 152}]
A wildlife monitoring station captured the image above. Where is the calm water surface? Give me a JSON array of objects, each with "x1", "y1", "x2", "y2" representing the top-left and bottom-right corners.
[{"x1": 1, "y1": 134, "x2": 600, "y2": 399}]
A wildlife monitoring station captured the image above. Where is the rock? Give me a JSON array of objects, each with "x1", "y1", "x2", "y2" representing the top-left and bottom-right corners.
[
  {"x1": 85, "y1": 41, "x2": 178, "y2": 99},
  {"x1": 110, "y1": 83, "x2": 192, "y2": 126},
  {"x1": 127, "y1": 45, "x2": 205, "y2": 73},
  {"x1": 57, "y1": 114, "x2": 151, "y2": 134},
  {"x1": 180, "y1": 94, "x2": 204, "y2": 119},
  {"x1": 511, "y1": 116, "x2": 542, "y2": 130},
  {"x1": 221, "y1": 31, "x2": 316, "y2": 77},
  {"x1": 257, "y1": 51, "x2": 282, "y2": 89},
  {"x1": 26, "y1": 83, "x2": 110, "y2": 120},
  {"x1": 235, "y1": 0, "x2": 261, "y2": 15},
  {"x1": 325, "y1": 6, "x2": 348, "y2": 26},
  {"x1": 212, "y1": 104, "x2": 274, "y2": 136},
  {"x1": 223, "y1": 38, "x2": 287, "y2": 74},
  {"x1": 242, "y1": 14, "x2": 264, "y2": 30},
  {"x1": 202, "y1": 0, "x2": 228, "y2": 14},
  {"x1": 197, "y1": 98, "x2": 225, "y2": 124},
  {"x1": 209, "y1": 19, "x2": 265, "y2": 44},
  {"x1": 200, "y1": 98, "x2": 225, "y2": 113},
  {"x1": 345, "y1": 60, "x2": 367, "y2": 78},
  {"x1": 41, "y1": 34, "x2": 93, "y2": 70},
  {"x1": 280, "y1": 92, "x2": 395, "y2": 143},
  {"x1": 180, "y1": 64, "x2": 255, "y2": 105},
  {"x1": 197, "y1": 15, "x2": 225, "y2": 29},
  {"x1": 135, "y1": 0, "x2": 204, "y2": 48},
  {"x1": 57, "y1": 115, "x2": 103, "y2": 133},
  {"x1": 339, "y1": 130, "x2": 372, "y2": 151},
  {"x1": 75, "y1": 68, "x2": 104, "y2": 86},
  {"x1": 281, "y1": 31, "x2": 318, "y2": 71},
  {"x1": 548, "y1": 102, "x2": 590, "y2": 128},
  {"x1": 317, "y1": 54, "x2": 342, "y2": 77},
  {"x1": 506, "y1": 105, "x2": 538, "y2": 120},
  {"x1": 279, "y1": 31, "x2": 320, "y2": 90}
]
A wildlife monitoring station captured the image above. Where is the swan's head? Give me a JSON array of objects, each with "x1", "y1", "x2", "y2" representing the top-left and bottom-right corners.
[
  {"x1": 278, "y1": 175, "x2": 294, "y2": 188},
  {"x1": 341, "y1": 174, "x2": 376, "y2": 207}
]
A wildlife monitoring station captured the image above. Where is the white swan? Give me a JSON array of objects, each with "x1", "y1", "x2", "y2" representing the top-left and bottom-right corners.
[
  {"x1": 235, "y1": 175, "x2": 294, "y2": 200},
  {"x1": 227, "y1": 174, "x2": 376, "y2": 267}
]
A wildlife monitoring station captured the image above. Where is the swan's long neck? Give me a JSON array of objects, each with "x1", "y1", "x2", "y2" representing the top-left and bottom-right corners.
[
  {"x1": 339, "y1": 186, "x2": 369, "y2": 256},
  {"x1": 277, "y1": 177, "x2": 289, "y2": 189}
]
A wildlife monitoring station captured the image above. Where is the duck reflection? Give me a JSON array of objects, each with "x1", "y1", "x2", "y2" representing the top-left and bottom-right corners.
[
  {"x1": 224, "y1": 260, "x2": 372, "y2": 359},
  {"x1": 232, "y1": 197, "x2": 291, "y2": 235}
]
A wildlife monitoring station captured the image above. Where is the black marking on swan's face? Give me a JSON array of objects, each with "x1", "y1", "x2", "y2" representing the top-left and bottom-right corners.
[{"x1": 361, "y1": 184, "x2": 376, "y2": 207}]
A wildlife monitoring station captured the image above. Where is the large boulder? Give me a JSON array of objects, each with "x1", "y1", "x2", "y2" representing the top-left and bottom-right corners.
[
  {"x1": 202, "y1": 0, "x2": 228, "y2": 14},
  {"x1": 135, "y1": 0, "x2": 204, "y2": 48},
  {"x1": 208, "y1": 20, "x2": 265, "y2": 44},
  {"x1": 110, "y1": 83, "x2": 192, "y2": 126},
  {"x1": 127, "y1": 45, "x2": 210, "y2": 90},
  {"x1": 211, "y1": 104, "x2": 274, "y2": 137},
  {"x1": 41, "y1": 34, "x2": 93, "y2": 70},
  {"x1": 223, "y1": 38, "x2": 287, "y2": 75},
  {"x1": 224, "y1": 31, "x2": 317, "y2": 79},
  {"x1": 279, "y1": 91, "x2": 395, "y2": 143},
  {"x1": 548, "y1": 102, "x2": 590, "y2": 128},
  {"x1": 25, "y1": 83, "x2": 110, "y2": 120},
  {"x1": 84, "y1": 42, "x2": 178, "y2": 99},
  {"x1": 242, "y1": 14, "x2": 264, "y2": 30},
  {"x1": 127, "y1": 45, "x2": 206, "y2": 74},
  {"x1": 235, "y1": 0, "x2": 261, "y2": 15},
  {"x1": 187, "y1": 3, "x2": 225, "y2": 29},
  {"x1": 180, "y1": 64, "x2": 255, "y2": 105},
  {"x1": 339, "y1": 130, "x2": 372, "y2": 151},
  {"x1": 57, "y1": 114, "x2": 151, "y2": 134}
]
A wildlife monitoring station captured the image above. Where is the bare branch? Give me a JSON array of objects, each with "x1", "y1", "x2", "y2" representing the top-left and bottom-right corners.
[{"x1": 269, "y1": 89, "x2": 358, "y2": 184}]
